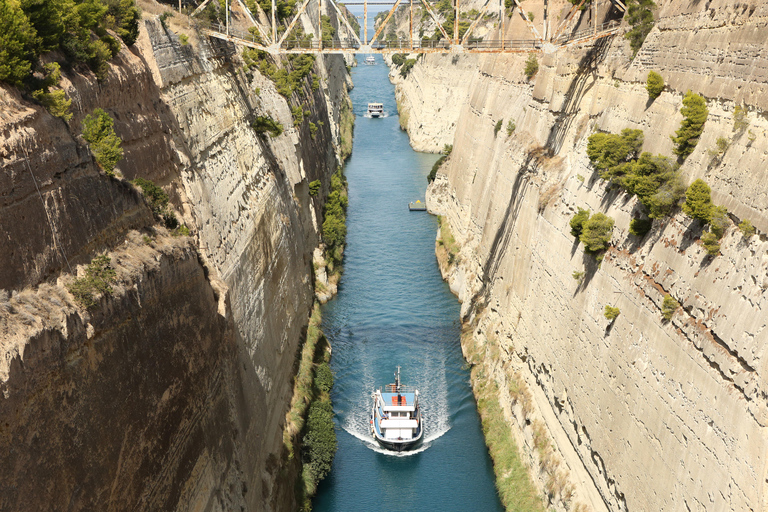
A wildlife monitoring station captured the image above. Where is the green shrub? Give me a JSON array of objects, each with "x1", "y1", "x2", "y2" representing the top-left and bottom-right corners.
[
  {"x1": 580, "y1": 213, "x2": 614, "y2": 253},
  {"x1": 179, "y1": 33, "x2": 189, "y2": 45},
  {"x1": 82, "y1": 108, "x2": 124, "y2": 175},
  {"x1": 682, "y1": 179, "x2": 713, "y2": 222},
  {"x1": 587, "y1": 128, "x2": 684, "y2": 218},
  {"x1": 661, "y1": 294, "x2": 679, "y2": 321},
  {"x1": 132, "y1": 177, "x2": 168, "y2": 216},
  {"x1": 391, "y1": 53, "x2": 406, "y2": 66},
  {"x1": 570, "y1": 208, "x2": 590, "y2": 237},
  {"x1": 733, "y1": 105, "x2": 748, "y2": 133},
  {"x1": 494, "y1": 119, "x2": 503, "y2": 137},
  {"x1": 708, "y1": 205, "x2": 728, "y2": 239},
  {"x1": 701, "y1": 231, "x2": 720, "y2": 256},
  {"x1": 173, "y1": 224, "x2": 191, "y2": 236},
  {"x1": 314, "y1": 362, "x2": 333, "y2": 394},
  {"x1": 604, "y1": 305, "x2": 620, "y2": 321},
  {"x1": 443, "y1": 144, "x2": 453, "y2": 155},
  {"x1": 572, "y1": 270, "x2": 584, "y2": 283},
  {"x1": 671, "y1": 91, "x2": 709, "y2": 160},
  {"x1": 309, "y1": 179, "x2": 321, "y2": 196},
  {"x1": 322, "y1": 169, "x2": 348, "y2": 268},
  {"x1": 400, "y1": 58, "x2": 417, "y2": 78},
  {"x1": 587, "y1": 129, "x2": 644, "y2": 173},
  {"x1": 506, "y1": 121, "x2": 516, "y2": 136},
  {"x1": 309, "y1": 121, "x2": 318, "y2": 139},
  {"x1": 427, "y1": 155, "x2": 447, "y2": 183},
  {"x1": 625, "y1": 0, "x2": 656, "y2": 56},
  {"x1": 738, "y1": 219, "x2": 755, "y2": 238},
  {"x1": 251, "y1": 115, "x2": 283, "y2": 137},
  {"x1": 646, "y1": 71, "x2": 664, "y2": 99},
  {"x1": 32, "y1": 89, "x2": 72, "y2": 121},
  {"x1": 524, "y1": 53, "x2": 538, "y2": 80},
  {"x1": 301, "y1": 399, "x2": 337, "y2": 494},
  {"x1": 67, "y1": 255, "x2": 117, "y2": 308},
  {"x1": 629, "y1": 218, "x2": 652, "y2": 237},
  {"x1": 0, "y1": 0, "x2": 36, "y2": 86},
  {"x1": 158, "y1": 10, "x2": 173, "y2": 27}
]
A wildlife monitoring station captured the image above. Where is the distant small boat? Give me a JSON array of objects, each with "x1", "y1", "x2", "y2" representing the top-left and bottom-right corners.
[
  {"x1": 371, "y1": 367, "x2": 423, "y2": 452},
  {"x1": 409, "y1": 200, "x2": 427, "y2": 211},
  {"x1": 367, "y1": 102, "x2": 384, "y2": 118},
  {"x1": 364, "y1": 55, "x2": 376, "y2": 65}
]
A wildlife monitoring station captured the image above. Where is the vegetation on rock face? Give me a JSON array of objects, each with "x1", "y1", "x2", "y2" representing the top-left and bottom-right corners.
[
  {"x1": 82, "y1": 108, "x2": 124, "y2": 176},
  {"x1": 391, "y1": 53, "x2": 406, "y2": 66},
  {"x1": 524, "y1": 53, "x2": 538, "y2": 80},
  {"x1": 301, "y1": 373, "x2": 337, "y2": 498},
  {"x1": 733, "y1": 105, "x2": 749, "y2": 133},
  {"x1": 738, "y1": 219, "x2": 755, "y2": 238},
  {"x1": 569, "y1": 208, "x2": 590, "y2": 238},
  {"x1": 701, "y1": 231, "x2": 720, "y2": 256},
  {"x1": 604, "y1": 305, "x2": 620, "y2": 321},
  {"x1": 625, "y1": 0, "x2": 656, "y2": 56},
  {"x1": 0, "y1": 0, "x2": 139, "y2": 86},
  {"x1": 427, "y1": 145, "x2": 452, "y2": 183},
  {"x1": 579, "y1": 213, "x2": 614, "y2": 254},
  {"x1": 708, "y1": 205, "x2": 728, "y2": 238},
  {"x1": 308, "y1": 179, "x2": 321, "y2": 196},
  {"x1": 661, "y1": 294, "x2": 679, "y2": 321},
  {"x1": 243, "y1": 48, "x2": 316, "y2": 98},
  {"x1": 251, "y1": 115, "x2": 283, "y2": 137},
  {"x1": 322, "y1": 169, "x2": 348, "y2": 270},
  {"x1": 67, "y1": 254, "x2": 117, "y2": 308},
  {"x1": 132, "y1": 177, "x2": 181, "y2": 229},
  {"x1": 400, "y1": 58, "x2": 417, "y2": 78},
  {"x1": 629, "y1": 217, "x2": 652, "y2": 237},
  {"x1": 682, "y1": 179, "x2": 713, "y2": 222},
  {"x1": 587, "y1": 129, "x2": 685, "y2": 218},
  {"x1": 646, "y1": 71, "x2": 664, "y2": 99},
  {"x1": 494, "y1": 119, "x2": 503, "y2": 137},
  {"x1": 671, "y1": 91, "x2": 709, "y2": 160},
  {"x1": 506, "y1": 120, "x2": 516, "y2": 136}
]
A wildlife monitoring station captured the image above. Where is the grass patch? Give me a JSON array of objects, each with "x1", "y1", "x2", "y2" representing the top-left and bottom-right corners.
[
  {"x1": 474, "y1": 371, "x2": 544, "y2": 512},
  {"x1": 67, "y1": 255, "x2": 117, "y2": 308},
  {"x1": 339, "y1": 96, "x2": 354, "y2": 162},
  {"x1": 437, "y1": 215, "x2": 460, "y2": 265}
]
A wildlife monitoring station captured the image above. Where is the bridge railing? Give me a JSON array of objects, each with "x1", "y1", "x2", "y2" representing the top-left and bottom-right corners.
[{"x1": 553, "y1": 20, "x2": 622, "y2": 45}]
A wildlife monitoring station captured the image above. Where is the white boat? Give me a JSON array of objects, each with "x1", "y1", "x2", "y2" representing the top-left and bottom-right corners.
[
  {"x1": 370, "y1": 367, "x2": 423, "y2": 452},
  {"x1": 364, "y1": 55, "x2": 376, "y2": 65},
  {"x1": 367, "y1": 102, "x2": 384, "y2": 118}
]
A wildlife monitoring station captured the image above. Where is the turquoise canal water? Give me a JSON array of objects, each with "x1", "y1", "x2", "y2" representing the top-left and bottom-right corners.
[{"x1": 313, "y1": 54, "x2": 504, "y2": 511}]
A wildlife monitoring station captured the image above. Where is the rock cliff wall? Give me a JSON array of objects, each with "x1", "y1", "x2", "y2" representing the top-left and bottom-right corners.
[
  {"x1": 394, "y1": 1, "x2": 768, "y2": 510},
  {"x1": 0, "y1": 6, "x2": 350, "y2": 511}
]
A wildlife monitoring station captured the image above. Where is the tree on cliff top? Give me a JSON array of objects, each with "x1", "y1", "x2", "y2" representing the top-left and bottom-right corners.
[
  {"x1": 672, "y1": 91, "x2": 709, "y2": 160},
  {"x1": 0, "y1": 0, "x2": 36, "y2": 86}
]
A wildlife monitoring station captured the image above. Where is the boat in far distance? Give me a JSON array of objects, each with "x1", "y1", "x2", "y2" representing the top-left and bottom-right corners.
[
  {"x1": 367, "y1": 102, "x2": 384, "y2": 118},
  {"x1": 370, "y1": 366, "x2": 423, "y2": 451},
  {"x1": 364, "y1": 55, "x2": 376, "y2": 65},
  {"x1": 409, "y1": 200, "x2": 427, "y2": 211}
]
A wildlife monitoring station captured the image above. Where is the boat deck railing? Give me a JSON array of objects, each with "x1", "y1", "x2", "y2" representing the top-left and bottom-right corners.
[{"x1": 384, "y1": 384, "x2": 411, "y2": 393}]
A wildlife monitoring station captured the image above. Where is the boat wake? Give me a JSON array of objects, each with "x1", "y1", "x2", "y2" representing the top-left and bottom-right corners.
[
  {"x1": 340, "y1": 362, "x2": 451, "y2": 456},
  {"x1": 362, "y1": 112, "x2": 389, "y2": 118}
]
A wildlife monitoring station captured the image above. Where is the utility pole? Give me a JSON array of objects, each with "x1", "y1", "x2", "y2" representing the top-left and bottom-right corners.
[
  {"x1": 454, "y1": 0, "x2": 459, "y2": 44},
  {"x1": 226, "y1": 0, "x2": 229, "y2": 35}
]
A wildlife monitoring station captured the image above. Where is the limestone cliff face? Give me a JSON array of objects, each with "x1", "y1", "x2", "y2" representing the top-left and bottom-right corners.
[
  {"x1": 395, "y1": 1, "x2": 768, "y2": 510},
  {"x1": 1, "y1": 9, "x2": 350, "y2": 511}
]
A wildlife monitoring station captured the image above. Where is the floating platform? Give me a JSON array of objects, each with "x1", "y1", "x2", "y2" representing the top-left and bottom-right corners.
[{"x1": 409, "y1": 200, "x2": 427, "y2": 211}]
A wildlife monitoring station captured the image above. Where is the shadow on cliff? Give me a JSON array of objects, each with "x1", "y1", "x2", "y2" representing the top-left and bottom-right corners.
[
  {"x1": 471, "y1": 155, "x2": 538, "y2": 311},
  {"x1": 546, "y1": 37, "x2": 613, "y2": 155}
]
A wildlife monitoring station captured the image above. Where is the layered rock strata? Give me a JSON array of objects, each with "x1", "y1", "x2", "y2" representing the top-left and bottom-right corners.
[
  {"x1": 393, "y1": 1, "x2": 768, "y2": 510},
  {"x1": 0, "y1": 7, "x2": 350, "y2": 511}
]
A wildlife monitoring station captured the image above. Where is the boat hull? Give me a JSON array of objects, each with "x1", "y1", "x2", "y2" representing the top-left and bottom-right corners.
[{"x1": 374, "y1": 436, "x2": 422, "y2": 452}]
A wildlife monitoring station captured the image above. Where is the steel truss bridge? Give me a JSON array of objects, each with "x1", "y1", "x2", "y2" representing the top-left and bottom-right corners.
[{"x1": 188, "y1": 0, "x2": 626, "y2": 54}]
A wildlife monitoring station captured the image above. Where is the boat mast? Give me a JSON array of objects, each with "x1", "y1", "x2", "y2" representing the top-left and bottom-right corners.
[{"x1": 395, "y1": 366, "x2": 401, "y2": 394}]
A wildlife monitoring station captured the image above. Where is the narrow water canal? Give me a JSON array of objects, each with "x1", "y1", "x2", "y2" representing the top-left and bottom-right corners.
[{"x1": 313, "y1": 54, "x2": 504, "y2": 511}]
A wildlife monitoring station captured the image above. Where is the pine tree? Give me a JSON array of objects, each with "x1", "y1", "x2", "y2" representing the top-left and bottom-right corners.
[{"x1": 672, "y1": 91, "x2": 709, "y2": 160}]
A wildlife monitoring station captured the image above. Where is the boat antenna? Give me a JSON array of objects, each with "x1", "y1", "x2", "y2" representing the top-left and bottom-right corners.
[{"x1": 395, "y1": 366, "x2": 401, "y2": 394}]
